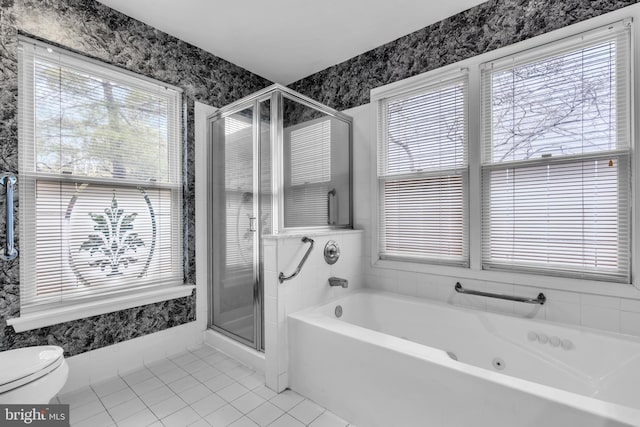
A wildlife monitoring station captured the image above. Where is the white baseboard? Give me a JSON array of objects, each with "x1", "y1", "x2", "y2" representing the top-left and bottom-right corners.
[
  {"x1": 203, "y1": 329, "x2": 265, "y2": 374},
  {"x1": 60, "y1": 321, "x2": 203, "y2": 394}
]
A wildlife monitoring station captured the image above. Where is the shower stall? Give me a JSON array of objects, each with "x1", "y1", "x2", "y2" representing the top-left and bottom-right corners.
[{"x1": 207, "y1": 85, "x2": 352, "y2": 350}]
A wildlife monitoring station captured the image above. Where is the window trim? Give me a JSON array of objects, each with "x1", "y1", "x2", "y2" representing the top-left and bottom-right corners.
[{"x1": 369, "y1": 10, "x2": 640, "y2": 297}]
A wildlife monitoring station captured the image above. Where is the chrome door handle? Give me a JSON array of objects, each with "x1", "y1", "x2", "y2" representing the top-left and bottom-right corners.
[
  {"x1": 1, "y1": 174, "x2": 18, "y2": 261},
  {"x1": 327, "y1": 188, "x2": 336, "y2": 225}
]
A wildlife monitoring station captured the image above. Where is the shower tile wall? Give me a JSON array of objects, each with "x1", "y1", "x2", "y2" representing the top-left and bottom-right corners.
[
  {"x1": 288, "y1": 0, "x2": 638, "y2": 112},
  {"x1": 263, "y1": 231, "x2": 364, "y2": 392},
  {"x1": 0, "y1": 0, "x2": 271, "y2": 356}
]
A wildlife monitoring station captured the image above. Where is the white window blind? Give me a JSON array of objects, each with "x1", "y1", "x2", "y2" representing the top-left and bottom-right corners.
[
  {"x1": 376, "y1": 73, "x2": 468, "y2": 265},
  {"x1": 18, "y1": 37, "x2": 183, "y2": 312},
  {"x1": 284, "y1": 119, "x2": 332, "y2": 227},
  {"x1": 481, "y1": 21, "x2": 631, "y2": 282}
]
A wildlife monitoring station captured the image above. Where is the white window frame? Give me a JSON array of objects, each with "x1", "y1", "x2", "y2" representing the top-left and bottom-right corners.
[
  {"x1": 9, "y1": 37, "x2": 193, "y2": 332},
  {"x1": 370, "y1": 8, "x2": 640, "y2": 299}
]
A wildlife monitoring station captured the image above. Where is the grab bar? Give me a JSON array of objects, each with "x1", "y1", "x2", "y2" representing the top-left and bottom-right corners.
[
  {"x1": 1, "y1": 174, "x2": 18, "y2": 261},
  {"x1": 279, "y1": 237, "x2": 314, "y2": 283},
  {"x1": 454, "y1": 282, "x2": 546, "y2": 305},
  {"x1": 327, "y1": 188, "x2": 336, "y2": 225}
]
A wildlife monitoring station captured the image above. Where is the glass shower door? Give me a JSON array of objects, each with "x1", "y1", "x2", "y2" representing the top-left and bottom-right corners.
[{"x1": 210, "y1": 106, "x2": 257, "y2": 346}]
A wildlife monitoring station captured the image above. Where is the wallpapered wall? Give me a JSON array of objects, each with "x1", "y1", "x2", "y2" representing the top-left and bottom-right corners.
[
  {"x1": 288, "y1": 0, "x2": 638, "y2": 111},
  {"x1": 0, "y1": 0, "x2": 271, "y2": 356}
]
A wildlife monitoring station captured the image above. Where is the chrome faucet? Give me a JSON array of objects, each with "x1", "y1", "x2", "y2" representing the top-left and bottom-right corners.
[{"x1": 328, "y1": 277, "x2": 348, "y2": 288}]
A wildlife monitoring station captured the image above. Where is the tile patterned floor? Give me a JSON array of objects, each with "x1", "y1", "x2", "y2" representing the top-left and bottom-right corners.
[{"x1": 54, "y1": 345, "x2": 354, "y2": 427}]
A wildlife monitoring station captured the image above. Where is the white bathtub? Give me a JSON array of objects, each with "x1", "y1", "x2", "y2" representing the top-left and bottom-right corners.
[{"x1": 288, "y1": 290, "x2": 640, "y2": 427}]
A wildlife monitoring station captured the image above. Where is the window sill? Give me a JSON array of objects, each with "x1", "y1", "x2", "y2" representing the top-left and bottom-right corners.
[{"x1": 7, "y1": 284, "x2": 195, "y2": 332}]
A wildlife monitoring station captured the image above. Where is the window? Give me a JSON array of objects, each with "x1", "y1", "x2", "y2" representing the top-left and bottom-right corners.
[
  {"x1": 374, "y1": 72, "x2": 468, "y2": 266},
  {"x1": 481, "y1": 21, "x2": 631, "y2": 282},
  {"x1": 17, "y1": 37, "x2": 183, "y2": 313}
]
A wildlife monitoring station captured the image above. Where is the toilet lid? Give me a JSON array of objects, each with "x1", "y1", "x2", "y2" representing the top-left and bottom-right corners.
[{"x1": 0, "y1": 346, "x2": 64, "y2": 393}]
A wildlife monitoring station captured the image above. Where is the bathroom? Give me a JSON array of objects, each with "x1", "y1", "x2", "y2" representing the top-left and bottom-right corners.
[{"x1": 2, "y1": 0, "x2": 640, "y2": 426}]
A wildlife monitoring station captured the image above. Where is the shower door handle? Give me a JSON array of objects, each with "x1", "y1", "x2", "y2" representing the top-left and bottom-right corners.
[
  {"x1": 249, "y1": 217, "x2": 257, "y2": 232},
  {"x1": 1, "y1": 174, "x2": 18, "y2": 261},
  {"x1": 327, "y1": 188, "x2": 336, "y2": 225}
]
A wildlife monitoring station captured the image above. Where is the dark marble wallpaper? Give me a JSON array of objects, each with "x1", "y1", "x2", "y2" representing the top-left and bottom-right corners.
[
  {"x1": 288, "y1": 0, "x2": 639, "y2": 111},
  {"x1": 0, "y1": 0, "x2": 271, "y2": 356}
]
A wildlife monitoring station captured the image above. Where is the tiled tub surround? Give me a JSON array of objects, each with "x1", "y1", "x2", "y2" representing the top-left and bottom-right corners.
[
  {"x1": 263, "y1": 230, "x2": 364, "y2": 392},
  {"x1": 288, "y1": 0, "x2": 639, "y2": 112},
  {"x1": 0, "y1": 0, "x2": 271, "y2": 355},
  {"x1": 344, "y1": 38, "x2": 640, "y2": 340},
  {"x1": 289, "y1": 291, "x2": 640, "y2": 427},
  {"x1": 58, "y1": 344, "x2": 353, "y2": 427}
]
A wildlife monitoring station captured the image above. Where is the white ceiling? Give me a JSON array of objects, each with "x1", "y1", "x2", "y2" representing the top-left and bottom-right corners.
[{"x1": 97, "y1": 0, "x2": 487, "y2": 85}]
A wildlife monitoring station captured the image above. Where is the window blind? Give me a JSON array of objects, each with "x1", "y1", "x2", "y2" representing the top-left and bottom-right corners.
[
  {"x1": 284, "y1": 119, "x2": 332, "y2": 227},
  {"x1": 481, "y1": 21, "x2": 631, "y2": 282},
  {"x1": 376, "y1": 73, "x2": 468, "y2": 265},
  {"x1": 18, "y1": 37, "x2": 184, "y2": 311}
]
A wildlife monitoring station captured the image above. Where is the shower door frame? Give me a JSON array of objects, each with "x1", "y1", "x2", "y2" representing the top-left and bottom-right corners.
[
  {"x1": 207, "y1": 84, "x2": 353, "y2": 351},
  {"x1": 207, "y1": 92, "x2": 274, "y2": 351}
]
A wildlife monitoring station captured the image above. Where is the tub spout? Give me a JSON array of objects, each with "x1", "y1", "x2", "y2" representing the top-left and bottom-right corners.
[{"x1": 329, "y1": 277, "x2": 348, "y2": 288}]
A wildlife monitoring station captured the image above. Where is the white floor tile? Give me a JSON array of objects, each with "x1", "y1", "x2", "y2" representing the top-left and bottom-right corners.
[
  {"x1": 162, "y1": 406, "x2": 201, "y2": 427},
  {"x1": 181, "y1": 383, "x2": 213, "y2": 404},
  {"x1": 191, "y1": 345, "x2": 217, "y2": 359},
  {"x1": 228, "y1": 416, "x2": 259, "y2": 427},
  {"x1": 146, "y1": 359, "x2": 177, "y2": 375},
  {"x1": 171, "y1": 352, "x2": 200, "y2": 367},
  {"x1": 226, "y1": 365, "x2": 254, "y2": 380},
  {"x1": 204, "y1": 404, "x2": 243, "y2": 426},
  {"x1": 156, "y1": 366, "x2": 189, "y2": 384},
  {"x1": 288, "y1": 399, "x2": 324, "y2": 425},
  {"x1": 215, "y1": 358, "x2": 242, "y2": 371},
  {"x1": 120, "y1": 368, "x2": 155, "y2": 386},
  {"x1": 218, "y1": 383, "x2": 250, "y2": 402},
  {"x1": 116, "y1": 408, "x2": 158, "y2": 427},
  {"x1": 139, "y1": 385, "x2": 177, "y2": 407},
  {"x1": 246, "y1": 402, "x2": 284, "y2": 427},
  {"x1": 269, "y1": 390, "x2": 304, "y2": 412},
  {"x1": 230, "y1": 392, "x2": 266, "y2": 414},
  {"x1": 195, "y1": 365, "x2": 223, "y2": 382},
  {"x1": 65, "y1": 345, "x2": 351, "y2": 427},
  {"x1": 168, "y1": 375, "x2": 201, "y2": 394},
  {"x1": 149, "y1": 395, "x2": 187, "y2": 419},
  {"x1": 202, "y1": 352, "x2": 228, "y2": 366},
  {"x1": 269, "y1": 414, "x2": 305, "y2": 427},
  {"x1": 107, "y1": 397, "x2": 146, "y2": 422},
  {"x1": 203, "y1": 374, "x2": 235, "y2": 392},
  {"x1": 252, "y1": 386, "x2": 277, "y2": 401},
  {"x1": 237, "y1": 373, "x2": 264, "y2": 390},
  {"x1": 60, "y1": 386, "x2": 98, "y2": 407},
  {"x1": 183, "y1": 359, "x2": 211, "y2": 374},
  {"x1": 188, "y1": 419, "x2": 212, "y2": 427},
  {"x1": 72, "y1": 410, "x2": 114, "y2": 427},
  {"x1": 130, "y1": 376, "x2": 164, "y2": 395},
  {"x1": 71, "y1": 399, "x2": 106, "y2": 423},
  {"x1": 99, "y1": 387, "x2": 137, "y2": 409},
  {"x1": 190, "y1": 393, "x2": 227, "y2": 417},
  {"x1": 309, "y1": 411, "x2": 349, "y2": 427},
  {"x1": 92, "y1": 377, "x2": 129, "y2": 397}
]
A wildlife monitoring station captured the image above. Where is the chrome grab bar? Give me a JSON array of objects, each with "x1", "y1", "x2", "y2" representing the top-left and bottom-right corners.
[
  {"x1": 1, "y1": 174, "x2": 18, "y2": 261},
  {"x1": 454, "y1": 282, "x2": 546, "y2": 305},
  {"x1": 279, "y1": 237, "x2": 314, "y2": 283},
  {"x1": 327, "y1": 188, "x2": 336, "y2": 225}
]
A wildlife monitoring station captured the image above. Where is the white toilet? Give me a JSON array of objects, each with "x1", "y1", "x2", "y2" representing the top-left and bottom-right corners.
[{"x1": 0, "y1": 346, "x2": 69, "y2": 404}]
